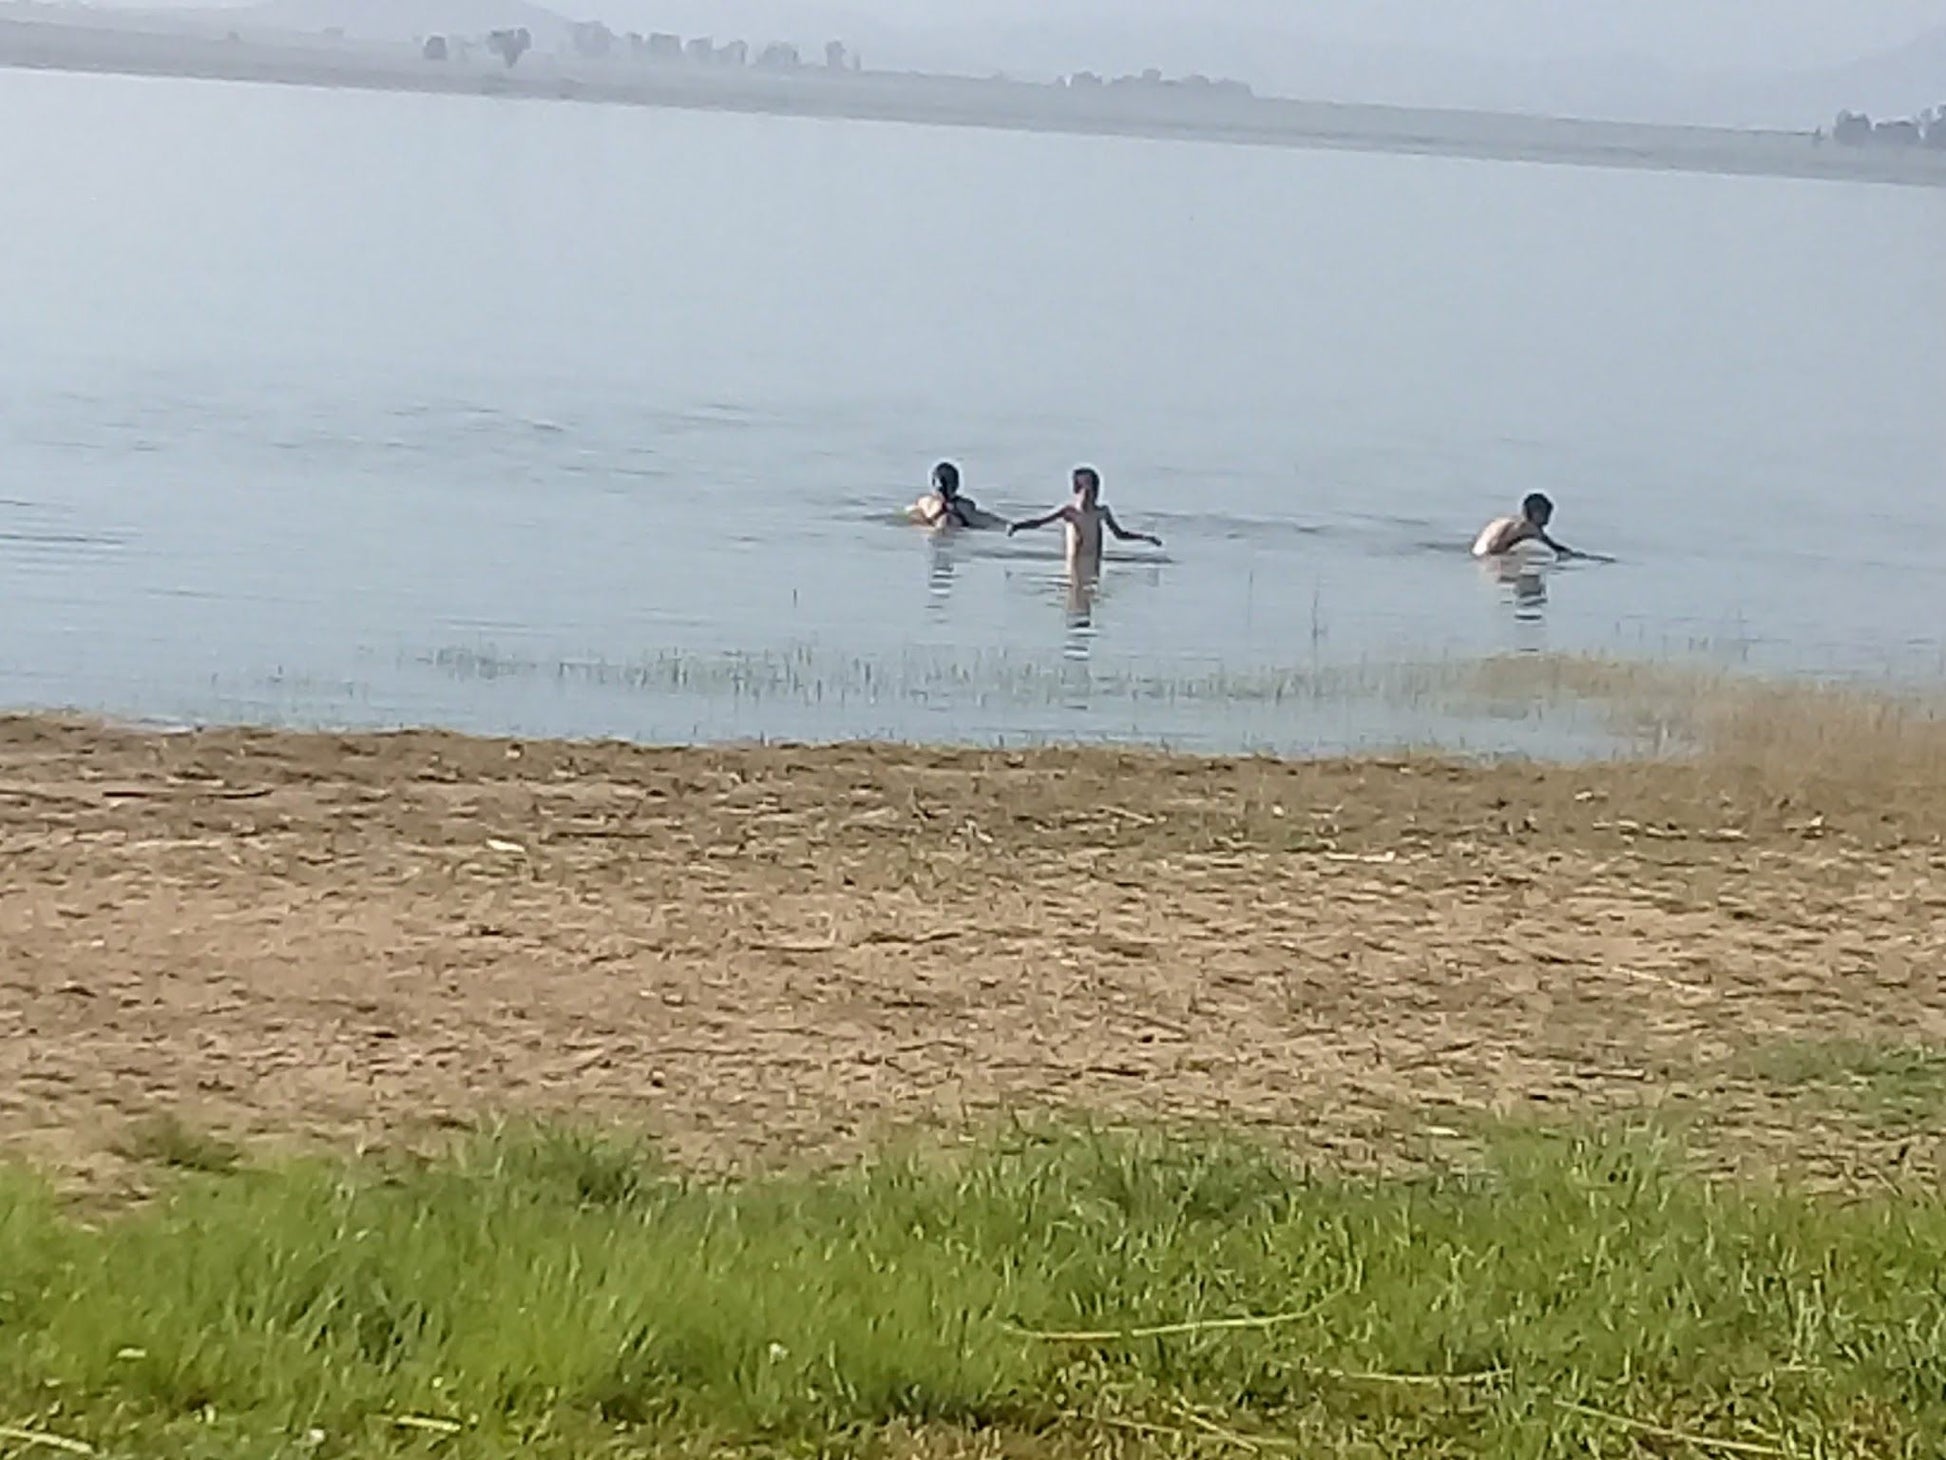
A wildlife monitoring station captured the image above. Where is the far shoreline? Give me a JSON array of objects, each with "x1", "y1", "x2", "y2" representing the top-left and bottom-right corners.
[{"x1": 6, "y1": 14, "x2": 1946, "y2": 190}]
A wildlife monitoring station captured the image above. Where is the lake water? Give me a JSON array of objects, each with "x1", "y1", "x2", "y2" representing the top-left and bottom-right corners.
[{"x1": 3, "y1": 69, "x2": 1943, "y2": 755}]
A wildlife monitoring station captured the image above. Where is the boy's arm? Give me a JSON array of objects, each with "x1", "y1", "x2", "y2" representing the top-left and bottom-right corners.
[
  {"x1": 1103, "y1": 507, "x2": 1162, "y2": 546},
  {"x1": 1008, "y1": 507, "x2": 1068, "y2": 536}
]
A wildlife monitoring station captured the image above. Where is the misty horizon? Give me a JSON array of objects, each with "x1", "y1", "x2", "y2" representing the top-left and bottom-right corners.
[
  {"x1": 81, "y1": 0, "x2": 1946, "y2": 68},
  {"x1": 30, "y1": 0, "x2": 1946, "y2": 128}
]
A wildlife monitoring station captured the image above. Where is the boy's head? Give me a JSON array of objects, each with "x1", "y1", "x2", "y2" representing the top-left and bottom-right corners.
[
  {"x1": 1521, "y1": 492, "x2": 1554, "y2": 526},
  {"x1": 1073, "y1": 466, "x2": 1101, "y2": 503},
  {"x1": 932, "y1": 461, "x2": 961, "y2": 499}
]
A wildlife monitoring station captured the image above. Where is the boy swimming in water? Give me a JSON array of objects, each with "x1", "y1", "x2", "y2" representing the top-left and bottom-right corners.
[
  {"x1": 907, "y1": 462, "x2": 1002, "y2": 530},
  {"x1": 1008, "y1": 467, "x2": 1161, "y2": 572},
  {"x1": 1472, "y1": 492, "x2": 1577, "y2": 560}
]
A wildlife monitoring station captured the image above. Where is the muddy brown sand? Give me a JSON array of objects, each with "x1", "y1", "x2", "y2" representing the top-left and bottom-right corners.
[{"x1": 3, "y1": 714, "x2": 1943, "y2": 1182}]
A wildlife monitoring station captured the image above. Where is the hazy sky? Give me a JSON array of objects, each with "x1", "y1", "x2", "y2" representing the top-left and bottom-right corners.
[{"x1": 116, "y1": 0, "x2": 1945, "y2": 70}]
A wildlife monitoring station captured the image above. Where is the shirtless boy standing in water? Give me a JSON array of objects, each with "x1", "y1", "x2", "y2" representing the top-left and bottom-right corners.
[
  {"x1": 1008, "y1": 467, "x2": 1161, "y2": 571},
  {"x1": 1472, "y1": 492, "x2": 1577, "y2": 560}
]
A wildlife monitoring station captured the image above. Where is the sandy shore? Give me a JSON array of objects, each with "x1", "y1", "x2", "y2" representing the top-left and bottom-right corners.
[
  {"x1": 4, "y1": 707, "x2": 1943, "y2": 1187},
  {"x1": 6, "y1": 15, "x2": 1946, "y2": 189}
]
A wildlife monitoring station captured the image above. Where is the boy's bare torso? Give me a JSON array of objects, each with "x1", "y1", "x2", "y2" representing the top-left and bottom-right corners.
[
  {"x1": 1472, "y1": 516, "x2": 1536, "y2": 558},
  {"x1": 908, "y1": 493, "x2": 1001, "y2": 531},
  {"x1": 1058, "y1": 500, "x2": 1107, "y2": 570}
]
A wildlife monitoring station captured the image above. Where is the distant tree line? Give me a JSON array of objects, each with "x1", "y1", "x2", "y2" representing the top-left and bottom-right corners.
[
  {"x1": 1064, "y1": 69, "x2": 1253, "y2": 98},
  {"x1": 1828, "y1": 106, "x2": 1946, "y2": 149},
  {"x1": 420, "y1": 20, "x2": 861, "y2": 74},
  {"x1": 414, "y1": 18, "x2": 1252, "y2": 98},
  {"x1": 484, "y1": 28, "x2": 528, "y2": 67}
]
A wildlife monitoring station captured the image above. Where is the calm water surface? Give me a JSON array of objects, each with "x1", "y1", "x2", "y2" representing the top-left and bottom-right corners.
[{"x1": 3, "y1": 70, "x2": 1942, "y2": 753}]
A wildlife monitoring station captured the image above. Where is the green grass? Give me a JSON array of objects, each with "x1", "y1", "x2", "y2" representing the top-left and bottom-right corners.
[
  {"x1": 2, "y1": 1124, "x2": 1942, "y2": 1457},
  {"x1": 1751, "y1": 1040, "x2": 1946, "y2": 1134},
  {"x1": 112, "y1": 1114, "x2": 246, "y2": 1176}
]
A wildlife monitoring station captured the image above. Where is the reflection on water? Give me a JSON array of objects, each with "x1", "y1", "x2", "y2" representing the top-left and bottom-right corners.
[
  {"x1": 1510, "y1": 572, "x2": 1547, "y2": 620},
  {"x1": 1057, "y1": 639, "x2": 1094, "y2": 711},
  {"x1": 1060, "y1": 570, "x2": 1096, "y2": 718},
  {"x1": 1063, "y1": 567, "x2": 1098, "y2": 657},
  {"x1": 925, "y1": 534, "x2": 959, "y2": 621},
  {"x1": 1506, "y1": 570, "x2": 1550, "y2": 655},
  {"x1": 1480, "y1": 556, "x2": 1549, "y2": 616},
  {"x1": 1478, "y1": 553, "x2": 1555, "y2": 657}
]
